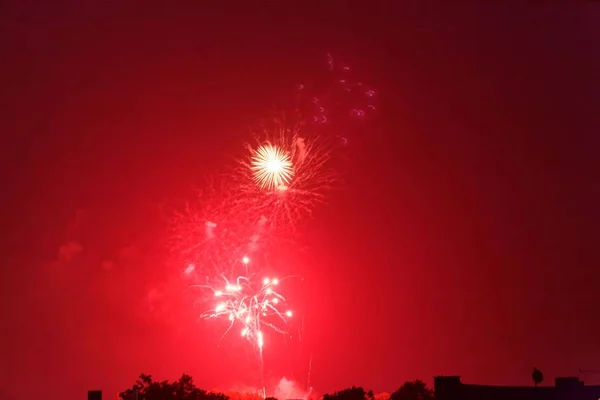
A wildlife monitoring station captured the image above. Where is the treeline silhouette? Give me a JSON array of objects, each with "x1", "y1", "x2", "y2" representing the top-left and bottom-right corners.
[{"x1": 118, "y1": 374, "x2": 434, "y2": 400}]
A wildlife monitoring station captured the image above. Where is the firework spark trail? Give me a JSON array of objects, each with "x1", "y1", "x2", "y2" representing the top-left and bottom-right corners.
[
  {"x1": 307, "y1": 354, "x2": 313, "y2": 392},
  {"x1": 197, "y1": 267, "x2": 293, "y2": 398},
  {"x1": 196, "y1": 262, "x2": 293, "y2": 353}
]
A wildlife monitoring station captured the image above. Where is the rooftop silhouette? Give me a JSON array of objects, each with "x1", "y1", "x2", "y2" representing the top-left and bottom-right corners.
[{"x1": 434, "y1": 375, "x2": 600, "y2": 400}]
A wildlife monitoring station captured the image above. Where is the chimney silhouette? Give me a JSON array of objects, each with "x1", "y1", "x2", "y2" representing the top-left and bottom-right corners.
[{"x1": 88, "y1": 390, "x2": 102, "y2": 400}]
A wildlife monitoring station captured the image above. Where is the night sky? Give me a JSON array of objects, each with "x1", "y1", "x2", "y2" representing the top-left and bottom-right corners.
[{"x1": 2, "y1": 3, "x2": 599, "y2": 400}]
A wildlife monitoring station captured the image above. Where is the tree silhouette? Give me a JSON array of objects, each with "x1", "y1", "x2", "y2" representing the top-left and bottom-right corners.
[
  {"x1": 219, "y1": 391, "x2": 262, "y2": 400},
  {"x1": 532, "y1": 368, "x2": 544, "y2": 387},
  {"x1": 119, "y1": 374, "x2": 229, "y2": 400},
  {"x1": 324, "y1": 386, "x2": 372, "y2": 400},
  {"x1": 389, "y1": 380, "x2": 434, "y2": 400}
]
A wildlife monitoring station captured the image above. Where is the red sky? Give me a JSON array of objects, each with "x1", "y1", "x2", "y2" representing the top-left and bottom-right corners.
[{"x1": 1, "y1": 2, "x2": 599, "y2": 400}]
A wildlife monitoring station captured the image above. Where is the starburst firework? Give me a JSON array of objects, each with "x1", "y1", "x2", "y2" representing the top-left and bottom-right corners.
[
  {"x1": 251, "y1": 144, "x2": 294, "y2": 191},
  {"x1": 168, "y1": 110, "x2": 337, "y2": 277},
  {"x1": 230, "y1": 111, "x2": 336, "y2": 234}
]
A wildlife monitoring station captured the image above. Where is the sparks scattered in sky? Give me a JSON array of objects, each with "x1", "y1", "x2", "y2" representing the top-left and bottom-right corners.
[{"x1": 198, "y1": 260, "x2": 293, "y2": 353}]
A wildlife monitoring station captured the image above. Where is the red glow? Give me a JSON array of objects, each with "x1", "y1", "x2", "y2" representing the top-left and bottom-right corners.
[{"x1": 2, "y1": 5, "x2": 596, "y2": 400}]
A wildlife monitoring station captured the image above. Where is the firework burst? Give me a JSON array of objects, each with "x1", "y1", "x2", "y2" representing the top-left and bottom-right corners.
[
  {"x1": 198, "y1": 266, "x2": 293, "y2": 353},
  {"x1": 168, "y1": 55, "x2": 376, "y2": 274},
  {"x1": 251, "y1": 144, "x2": 294, "y2": 191},
  {"x1": 231, "y1": 111, "x2": 336, "y2": 234}
]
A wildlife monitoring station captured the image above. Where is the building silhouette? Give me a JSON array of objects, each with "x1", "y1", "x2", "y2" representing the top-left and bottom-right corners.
[
  {"x1": 435, "y1": 376, "x2": 600, "y2": 400},
  {"x1": 88, "y1": 390, "x2": 102, "y2": 400}
]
